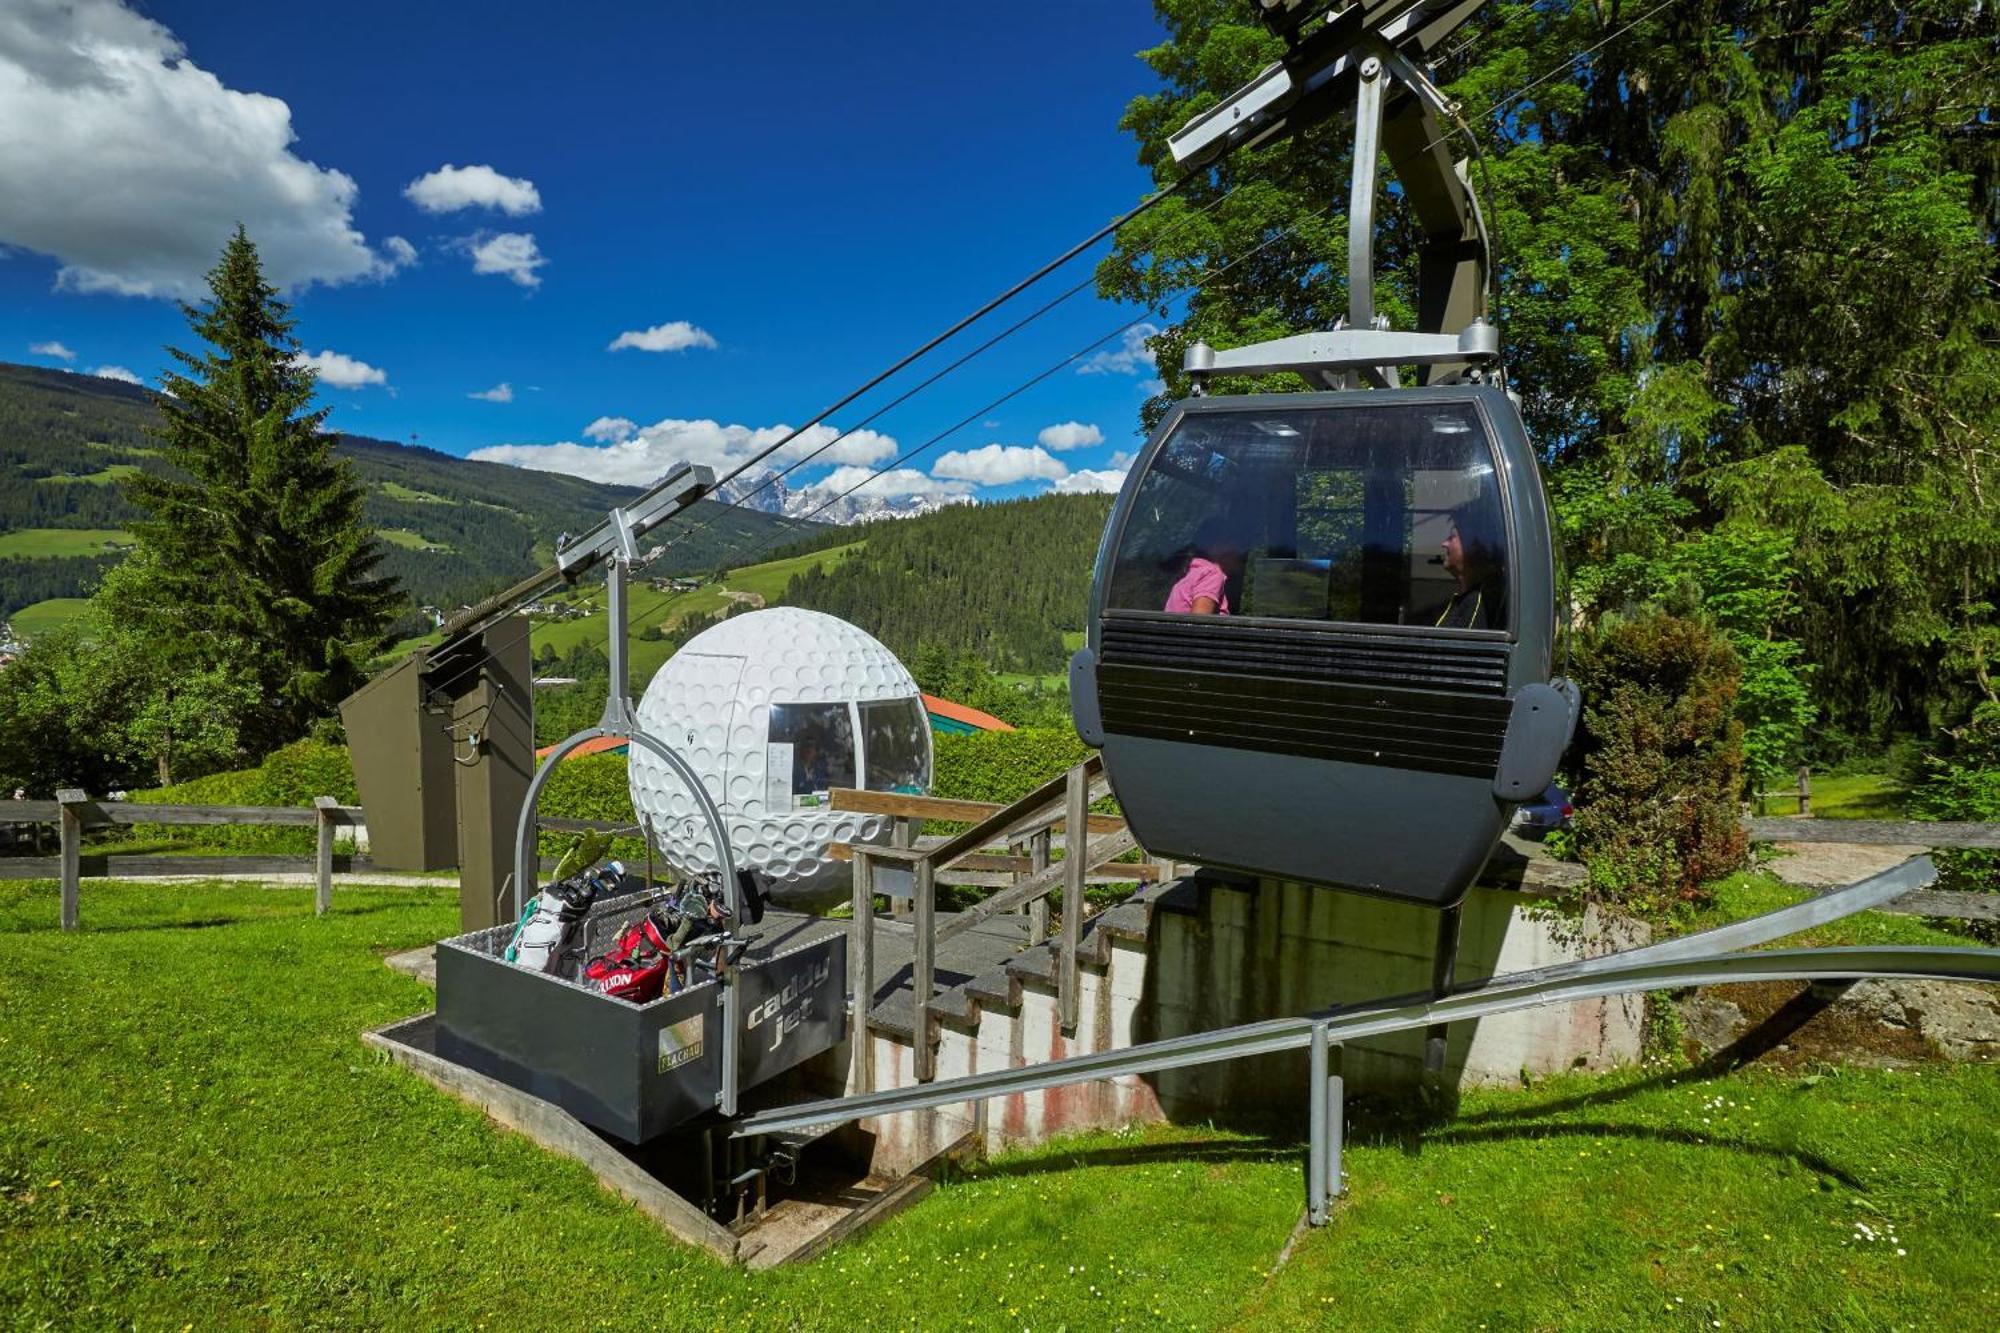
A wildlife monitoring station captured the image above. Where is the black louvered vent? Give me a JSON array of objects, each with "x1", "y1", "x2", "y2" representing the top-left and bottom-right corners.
[{"x1": 1097, "y1": 613, "x2": 1513, "y2": 778}]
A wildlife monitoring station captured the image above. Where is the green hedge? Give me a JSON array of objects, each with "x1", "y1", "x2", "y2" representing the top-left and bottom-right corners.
[
  {"x1": 117, "y1": 730, "x2": 1100, "y2": 865},
  {"x1": 932, "y1": 728, "x2": 1092, "y2": 804},
  {"x1": 128, "y1": 740, "x2": 361, "y2": 853}
]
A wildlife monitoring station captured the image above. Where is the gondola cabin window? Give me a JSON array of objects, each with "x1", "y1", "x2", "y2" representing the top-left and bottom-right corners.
[{"x1": 1108, "y1": 402, "x2": 1510, "y2": 632}]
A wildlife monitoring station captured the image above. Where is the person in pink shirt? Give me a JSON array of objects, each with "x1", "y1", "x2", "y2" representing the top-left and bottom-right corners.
[{"x1": 1165, "y1": 518, "x2": 1244, "y2": 615}]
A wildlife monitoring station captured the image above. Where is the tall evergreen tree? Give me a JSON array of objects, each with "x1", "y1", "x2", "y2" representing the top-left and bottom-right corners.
[{"x1": 124, "y1": 227, "x2": 399, "y2": 752}]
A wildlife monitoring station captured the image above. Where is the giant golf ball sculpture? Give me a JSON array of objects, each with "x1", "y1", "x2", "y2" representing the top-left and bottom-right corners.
[{"x1": 628, "y1": 607, "x2": 934, "y2": 910}]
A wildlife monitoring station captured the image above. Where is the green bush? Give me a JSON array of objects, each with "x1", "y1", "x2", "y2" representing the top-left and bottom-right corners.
[
  {"x1": 127, "y1": 739, "x2": 359, "y2": 853},
  {"x1": 534, "y1": 752, "x2": 649, "y2": 864},
  {"x1": 1569, "y1": 611, "x2": 1748, "y2": 916},
  {"x1": 1912, "y1": 699, "x2": 2000, "y2": 899},
  {"x1": 932, "y1": 728, "x2": 1092, "y2": 804}
]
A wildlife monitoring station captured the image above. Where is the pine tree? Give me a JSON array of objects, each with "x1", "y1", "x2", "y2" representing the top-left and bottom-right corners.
[{"x1": 124, "y1": 227, "x2": 400, "y2": 752}]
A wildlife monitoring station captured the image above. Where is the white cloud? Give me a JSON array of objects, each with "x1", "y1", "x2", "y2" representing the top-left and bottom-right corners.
[
  {"x1": 583, "y1": 416, "x2": 636, "y2": 442},
  {"x1": 1052, "y1": 467, "x2": 1129, "y2": 495},
  {"x1": 608, "y1": 320, "x2": 717, "y2": 353},
  {"x1": 932, "y1": 443, "x2": 1068, "y2": 486},
  {"x1": 807, "y1": 466, "x2": 974, "y2": 502},
  {"x1": 381, "y1": 235, "x2": 417, "y2": 269},
  {"x1": 468, "y1": 382, "x2": 513, "y2": 403},
  {"x1": 91, "y1": 364, "x2": 141, "y2": 384},
  {"x1": 466, "y1": 232, "x2": 545, "y2": 287},
  {"x1": 0, "y1": 0, "x2": 402, "y2": 297},
  {"x1": 1139, "y1": 376, "x2": 1168, "y2": 396},
  {"x1": 1036, "y1": 421, "x2": 1103, "y2": 451},
  {"x1": 470, "y1": 417, "x2": 899, "y2": 487},
  {"x1": 404, "y1": 164, "x2": 541, "y2": 216},
  {"x1": 1077, "y1": 323, "x2": 1160, "y2": 376},
  {"x1": 29, "y1": 340, "x2": 75, "y2": 361},
  {"x1": 299, "y1": 349, "x2": 386, "y2": 389}
]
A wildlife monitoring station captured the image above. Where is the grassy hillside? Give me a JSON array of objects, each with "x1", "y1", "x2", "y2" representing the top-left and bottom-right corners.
[
  {"x1": 3, "y1": 879, "x2": 1995, "y2": 1328},
  {"x1": 780, "y1": 491, "x2": 1111, "y2": 673},
  {"x1": 0, "y1": 362, "x2": 817, "y2": 620}
]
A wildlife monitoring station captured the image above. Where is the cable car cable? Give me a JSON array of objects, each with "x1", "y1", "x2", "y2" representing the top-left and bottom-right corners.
[
  {"x1": 640, "y1": 178, "x2": 1248, "y2": 560},
  {"x1": 695, "y1": 175, "x2": 1198, "y2": 499},
  {"x1": 647, "y1": 180, "x2": 1250, "y2": 558},
  {"x1": 651, "y1": 198, "x2": 1347, "y2": 586},
  {"x1": 408, "y1": 12, "x2": 1672, "y2": 708}
]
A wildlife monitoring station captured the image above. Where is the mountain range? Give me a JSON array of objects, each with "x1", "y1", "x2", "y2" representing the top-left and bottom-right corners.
[
  {"x1": 0, "y1": 361, "x2": 817, "y2": 623},
  {"x1": 711, "y1": 466, "x2": 971, "y2": 526}
]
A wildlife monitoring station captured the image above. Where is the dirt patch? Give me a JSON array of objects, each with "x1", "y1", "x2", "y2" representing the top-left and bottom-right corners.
[
  {"x1": 1680, "y1": 980, "x2": 1944, "y2": 1070},
  {"x1": 1763, "y1": 841, "x2": 1928, "y2": 890}
]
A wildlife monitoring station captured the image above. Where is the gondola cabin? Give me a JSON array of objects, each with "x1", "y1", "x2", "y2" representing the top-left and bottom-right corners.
[{"x1": 1069, "y1": 387, "x2": 1575, "y2": 907}]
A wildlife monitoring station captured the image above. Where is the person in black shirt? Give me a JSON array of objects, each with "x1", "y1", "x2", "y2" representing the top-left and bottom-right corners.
[{"x1": 1435, "y1": 502, "x2": 1507, "y2": 630}]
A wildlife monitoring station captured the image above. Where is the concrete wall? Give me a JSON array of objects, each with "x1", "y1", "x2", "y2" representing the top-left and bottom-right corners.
[{"x1": 1139, "y1": 881, "x2": 1646, "y2": 1120}]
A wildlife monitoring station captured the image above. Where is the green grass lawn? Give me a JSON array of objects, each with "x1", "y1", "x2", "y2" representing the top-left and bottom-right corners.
[
  {"x1": 0, "y1": 528, "x2": 131, "y2": 559},
  {"x1": 530, "y1": 543, "x2": 862, "y2": 674},
  {"x1": 6, "y1": 598, "x2": 90, "y2": 637},
  {"x1": 375, "y1": 527, "x2": 453, "y2": 552},
  {"x1": 3, "y1": 879, "x2": 1996, "y2": 1328},
  {"x1": 33, "y1": 464, "x2": 141, "y2": 486},
  {"x1": 1758, "y1": 772, "x2": 1910, "y2": 820},
  {"x1": 378, "y1": 480, "x2": 452, "y2": 504},
  {"x1": 1675, "y1": 872, "x2": 1973, "y2": 949}
]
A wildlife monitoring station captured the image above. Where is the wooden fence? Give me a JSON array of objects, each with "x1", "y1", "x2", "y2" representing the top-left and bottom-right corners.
[{"x1": 0, "y1": 791, "x2": 367, "y2": 931}]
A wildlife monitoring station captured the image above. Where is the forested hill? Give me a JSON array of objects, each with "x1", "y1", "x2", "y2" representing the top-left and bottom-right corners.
[
  {"x1": 779, "y1": 492, "x2": 1112, "y2": 673},
  {"x1": 0, "y1": 361, "x2": 810, "y2": 620}
]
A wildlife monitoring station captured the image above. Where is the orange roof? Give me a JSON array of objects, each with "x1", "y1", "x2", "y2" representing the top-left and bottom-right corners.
[
  {"x1": 921, "y1": 692, "x2": 1014, "y2": 732},
  {"x1": 533, "y1": 734, "x2": 631, "y2": 761}
]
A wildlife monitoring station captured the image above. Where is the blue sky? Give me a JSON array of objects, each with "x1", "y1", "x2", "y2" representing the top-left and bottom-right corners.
[{"x1": 0, "y1": 0, "x2": 1176, "y2": 509}]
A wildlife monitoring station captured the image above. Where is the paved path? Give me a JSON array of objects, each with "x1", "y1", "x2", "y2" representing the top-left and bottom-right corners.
[{"x1": 1765, "y1": 840, "x2": 1930, "y2": 890}]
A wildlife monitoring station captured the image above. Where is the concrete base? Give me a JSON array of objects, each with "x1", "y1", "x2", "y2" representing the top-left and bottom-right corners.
[{"x1": 366, "y1": 1013, "x2": 970, "y2": 1267}]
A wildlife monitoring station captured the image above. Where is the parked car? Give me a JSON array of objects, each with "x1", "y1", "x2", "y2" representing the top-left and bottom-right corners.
[{"x1": 1510, "y1": 782, "x2": 1573, "y2": 839}]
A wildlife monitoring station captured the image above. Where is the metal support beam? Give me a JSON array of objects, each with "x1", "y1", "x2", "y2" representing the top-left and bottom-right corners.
[
  {"x1": 1424, "y1": 902, "x2": 1463, "y2": 1077},
  {"x1": 1346, "y1": 52, "x2": 1385, "y2": 340}
]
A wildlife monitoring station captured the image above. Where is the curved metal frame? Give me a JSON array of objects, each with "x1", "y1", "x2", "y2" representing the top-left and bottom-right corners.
[{"x1": 512, "y1": 722, "x2": 748, "y2": 1116}]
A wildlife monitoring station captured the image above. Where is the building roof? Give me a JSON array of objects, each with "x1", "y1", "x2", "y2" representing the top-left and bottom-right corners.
[
  {"x1": 921, "y1": 692, "x2": 1014, "y2": 734},
  {"x1": 532, "y1": 734, "x2": 630, "y2": 761}
]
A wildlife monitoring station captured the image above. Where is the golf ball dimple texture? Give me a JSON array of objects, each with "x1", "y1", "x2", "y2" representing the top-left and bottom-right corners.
[{"x1": 628, "y1": 607, "x2": 929, "y2": 908}]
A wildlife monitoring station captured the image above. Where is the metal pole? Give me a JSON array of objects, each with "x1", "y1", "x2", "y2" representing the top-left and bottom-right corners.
[
  {"x1": 1424, "y1": 902, "x2": 1462, "y2": 1077},
  {"x1": 1347, "y1": 54, "x2": 1385, "y2": 331},
  {"x1": 1326, "y1": 1067, "x2": 1346, "y2": 1201},
  {"x1": 1308, "y1": 1020, "x2": 1330, "y2": 1225}
]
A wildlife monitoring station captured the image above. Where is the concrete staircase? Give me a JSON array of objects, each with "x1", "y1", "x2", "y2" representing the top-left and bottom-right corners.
[{"x1": 849, "y1": 874, "x2": 1647, "y2": 1161}]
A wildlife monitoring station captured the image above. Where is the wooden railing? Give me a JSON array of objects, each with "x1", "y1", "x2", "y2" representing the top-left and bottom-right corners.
[{"x1": 834, "y1": 755, "x2": 1162, "y2": 1085}]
